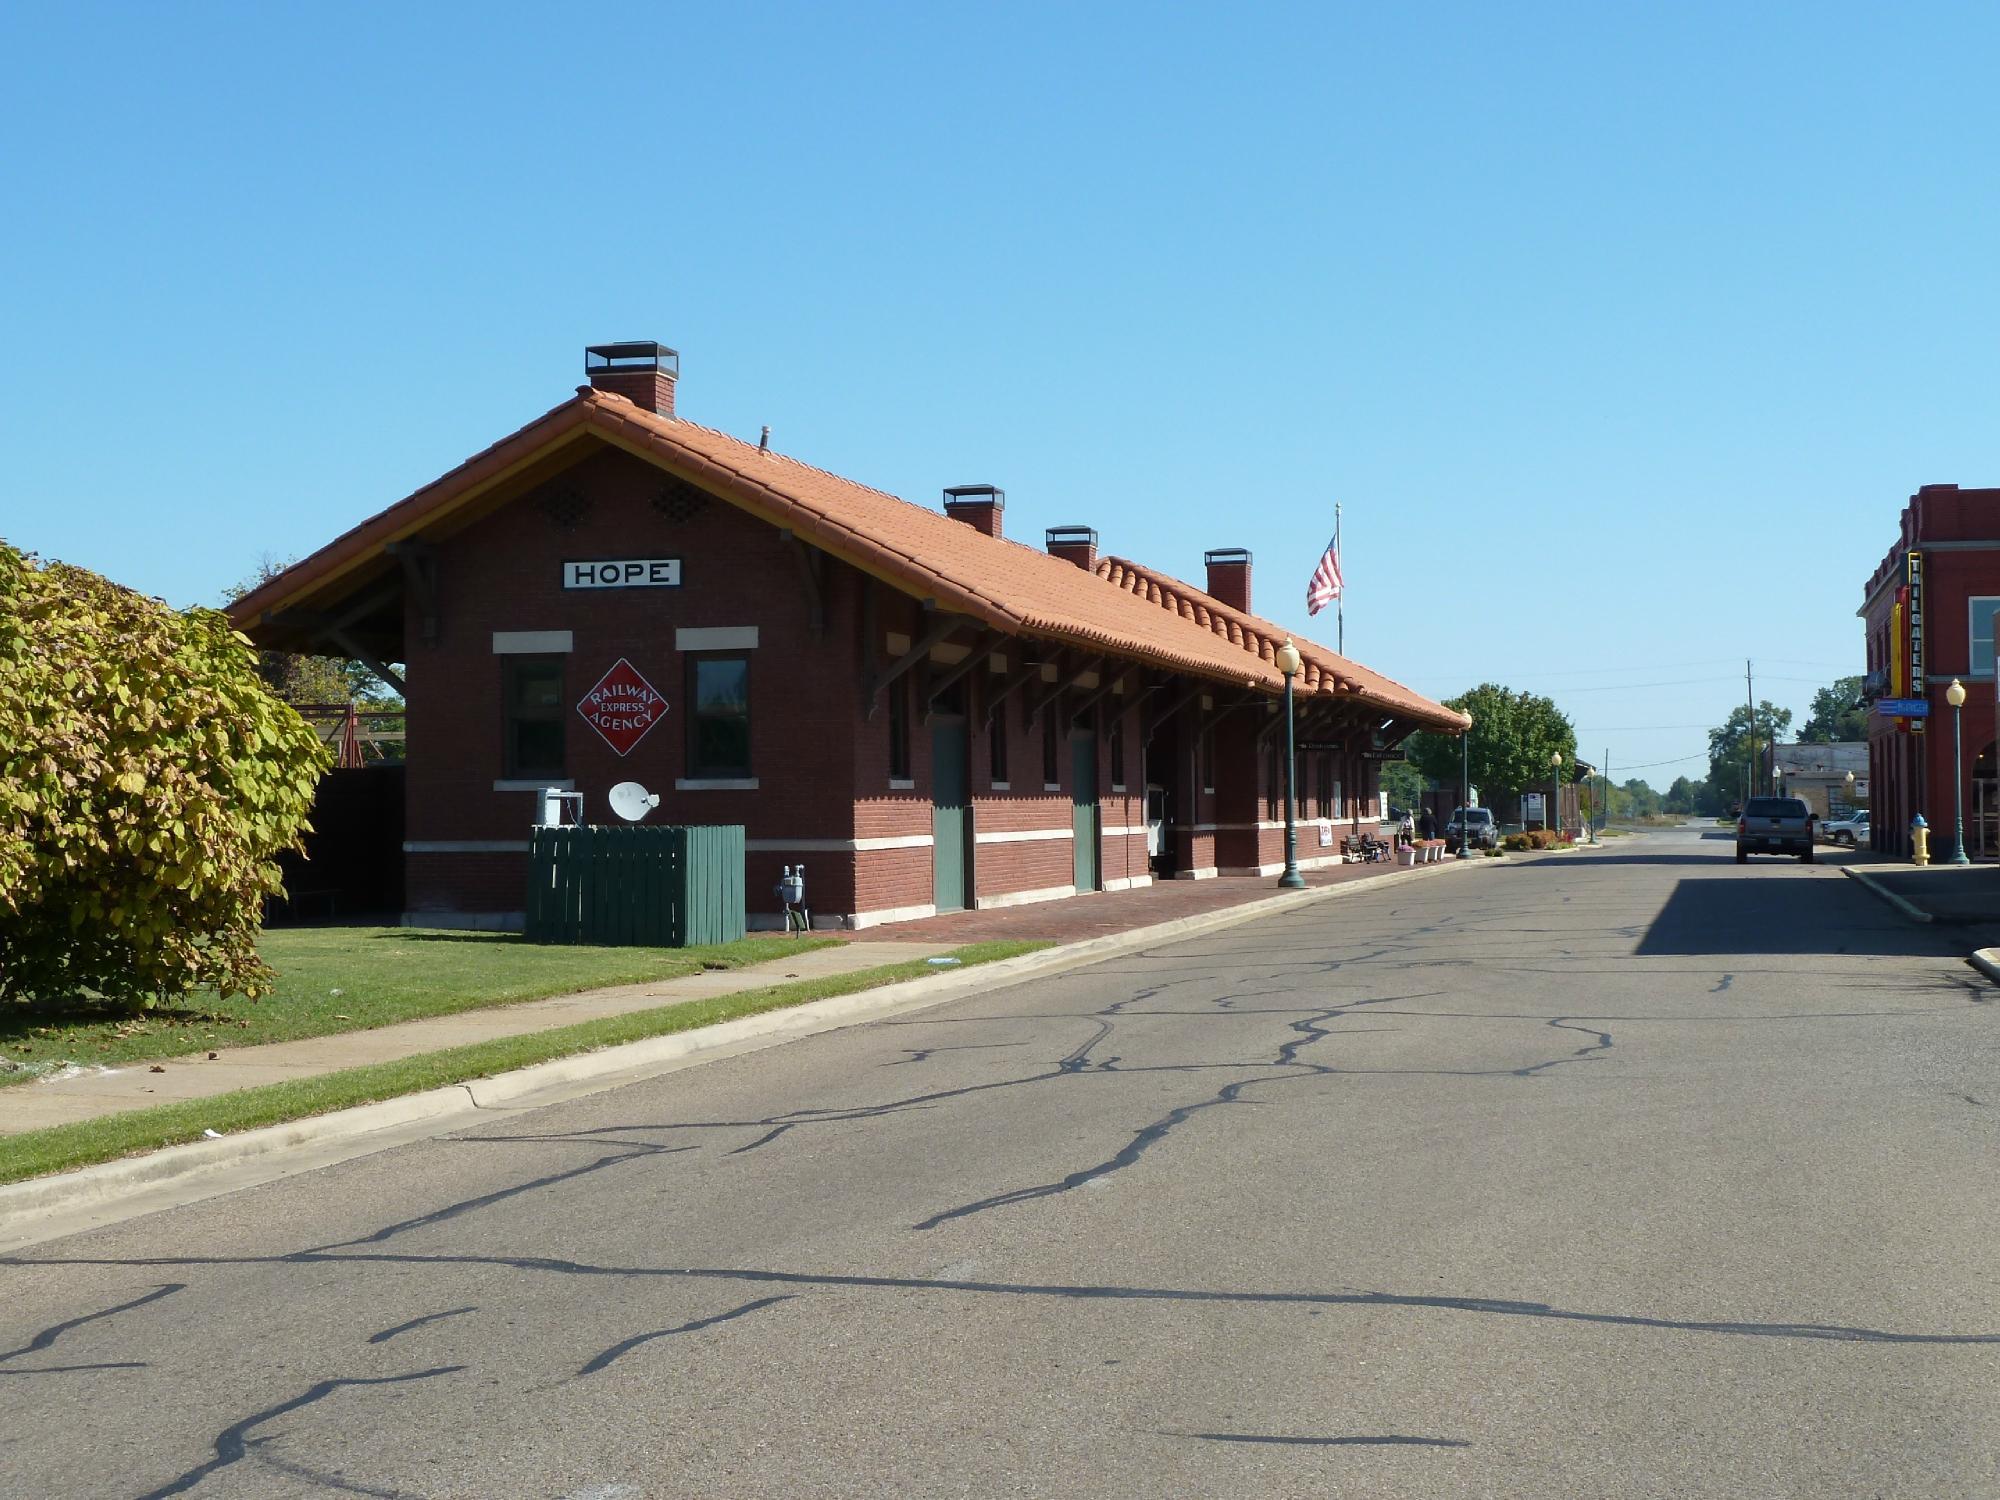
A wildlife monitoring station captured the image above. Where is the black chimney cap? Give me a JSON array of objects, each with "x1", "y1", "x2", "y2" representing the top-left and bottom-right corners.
[
  {"x1": 1047, "y1": 525, "x2": 1098, "y2": 546},
  {"x1": 586, "y1": 341, "x2": 679, "y2": 376},
  {"x1": 943, "y1": 485, "x2": 1005, "y2": 508},
  {"x1": 1204, "y1": 547, "x2": 1253, "y2": 566}
]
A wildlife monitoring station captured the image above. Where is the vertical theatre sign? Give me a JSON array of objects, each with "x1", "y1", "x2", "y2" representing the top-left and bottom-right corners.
[
  {"x1": 577, "y1": 658, "x2": 667, "y2": 756},
  {"x1": 1906, "y1": 550, "x2": 1925, "y2": 735}
]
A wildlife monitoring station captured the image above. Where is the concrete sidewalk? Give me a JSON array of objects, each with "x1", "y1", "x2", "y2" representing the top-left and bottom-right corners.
[
  {"x1": 0, "y1": 939, "x2": 950, "y2": 1136},
  {"x1": 1844, "y1": 861, "x2": 2000, "y2": 927}
]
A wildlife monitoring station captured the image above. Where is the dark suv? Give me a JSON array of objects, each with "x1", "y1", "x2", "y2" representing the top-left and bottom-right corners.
[
  {"x1": 1736, "y1": 796, "x2": 1815, "y2": 863},
  {"x1": 1446, "y1": 807, "x2": 1498, "y2": 849}
]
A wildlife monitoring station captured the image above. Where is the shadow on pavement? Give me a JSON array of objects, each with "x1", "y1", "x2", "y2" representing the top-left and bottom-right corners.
[{"x1": 1634, "y1": 874, "x2": 1983, "y2": 958}]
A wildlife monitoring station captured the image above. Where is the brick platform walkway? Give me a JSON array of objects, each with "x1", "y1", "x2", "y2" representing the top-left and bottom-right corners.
[{"x1": 847, "y1": 853, "x2": 1471, "y2": 945}]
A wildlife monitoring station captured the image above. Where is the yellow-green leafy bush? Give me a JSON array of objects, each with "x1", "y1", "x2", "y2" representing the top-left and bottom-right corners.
[{"x1": 0, "y1": 544, "x2": 331, "y2": 1010}]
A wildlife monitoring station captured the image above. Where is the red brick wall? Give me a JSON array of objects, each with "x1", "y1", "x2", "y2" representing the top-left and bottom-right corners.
[{"x1": 402, "y1": 445, "x2": 863, "y2": 921}]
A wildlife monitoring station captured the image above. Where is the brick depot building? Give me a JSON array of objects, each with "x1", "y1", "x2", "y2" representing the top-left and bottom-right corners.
[
  {"x1": 232, "y1": 343, "x2": 1468, "y2": 930},
  {"x1": 1860, "y1": 483, "x2": 2000, "y2": 859}
]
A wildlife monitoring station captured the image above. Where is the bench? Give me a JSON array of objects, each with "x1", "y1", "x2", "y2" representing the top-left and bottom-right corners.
[{"x1": 1343, "y1": 834, "x2": 1392, "y2": 864}]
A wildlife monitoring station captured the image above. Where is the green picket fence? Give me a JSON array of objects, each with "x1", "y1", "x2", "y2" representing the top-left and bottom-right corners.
[{"x1": 525, "y1": 825, "x2": 745, "y2": 947}]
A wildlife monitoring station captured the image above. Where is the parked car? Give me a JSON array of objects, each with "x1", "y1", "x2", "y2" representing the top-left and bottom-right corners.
[
  {"x1": 1736, "y1": 796, "x2": 1815, "y2": 863},
  {"x1": 1820, "y1": 809, "x2": 1870, "y2": 847},
  {"x1": 1445, "y1": 806, "x2": 1499, "y2": 848}
]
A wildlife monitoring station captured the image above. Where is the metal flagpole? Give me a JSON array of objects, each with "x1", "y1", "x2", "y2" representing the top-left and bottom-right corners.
[{"x1": 1335, "y1": 503, "x2": 1344, "y2": 656}]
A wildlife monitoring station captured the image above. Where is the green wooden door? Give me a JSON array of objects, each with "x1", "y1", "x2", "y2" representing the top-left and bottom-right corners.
[
  {"x1": 1072, "y1": 729, "x2": 1100, "y2": 891},
  {"x1": 932, "y1": 719, "x2": 971, "y2": 911}
]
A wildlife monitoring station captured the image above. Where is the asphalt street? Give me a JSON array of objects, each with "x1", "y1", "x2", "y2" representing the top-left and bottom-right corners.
[{"x1": 5, "y1": 826, "x2": 1998, "y2": 1499}]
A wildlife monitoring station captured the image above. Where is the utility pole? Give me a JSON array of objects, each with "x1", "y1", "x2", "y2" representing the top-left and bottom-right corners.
[
  {"x1": 1745, "y1": 659, "x2": 1756, "y2": 803},
  {"x1": 1605, "y1": 745, "x2": 1611, "y2": 828}
]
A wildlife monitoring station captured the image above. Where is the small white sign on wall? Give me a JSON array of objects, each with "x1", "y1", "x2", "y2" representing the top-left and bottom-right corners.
[{"x1": 563, "y1": 558, "x2": 683, "y2": 590}]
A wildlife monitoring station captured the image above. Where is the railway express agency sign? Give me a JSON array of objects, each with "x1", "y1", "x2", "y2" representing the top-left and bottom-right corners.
[
  {"x1": 563, "y1": 557, "x2": 682, "y2": 590},
  {"x1": 578, "y1": 658, "x2": 666, "y2": 756}
]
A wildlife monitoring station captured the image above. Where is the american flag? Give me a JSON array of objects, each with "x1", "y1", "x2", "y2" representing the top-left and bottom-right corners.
[{"x1": 1305, "y1": 535, "x2": 1343, "y2": 616}]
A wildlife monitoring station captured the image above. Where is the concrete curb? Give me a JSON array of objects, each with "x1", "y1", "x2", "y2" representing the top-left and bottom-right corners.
[
  {"x1": 1841, "y1": 866, "x2": 1935, "y2": 925},
  {"x1": 0, "y1": 854, "x2": 1488, "y2": 1250},
  {"x1": 1968, "y1": 949, "x2": 2000, "y2": 987}
]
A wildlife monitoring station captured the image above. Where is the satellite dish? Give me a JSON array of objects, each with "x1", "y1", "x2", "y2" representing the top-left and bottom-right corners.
[{"x1": 608, "y1": 781, "x2": 662, "y2": 822}]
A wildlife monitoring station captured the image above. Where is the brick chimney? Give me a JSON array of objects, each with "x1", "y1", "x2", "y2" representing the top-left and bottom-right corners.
[
  {"x1": 943, "y1": 485, "x2": 1004, "y2": 539},
  {"x1": 1046, "y1": 526, "x2": 1098, "y2": 571},
  {"x1": 1204, "y1": 548, "x2": 1252, "y2": 613},
  {"x1": 585, "y1": 341, "x2": 678, "y2": 417}
]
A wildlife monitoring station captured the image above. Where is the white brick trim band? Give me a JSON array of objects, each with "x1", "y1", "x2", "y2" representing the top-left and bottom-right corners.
[
  {"x1": 492, "y1": 631, "x2": 573, "y2": 654},
  {"x1": 675, "y1": 626, "x2": 760, "y2": 651}
]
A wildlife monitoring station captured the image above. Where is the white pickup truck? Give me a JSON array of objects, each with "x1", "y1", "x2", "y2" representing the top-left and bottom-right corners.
[{"x1": 1820, "y1": 809, "x2": 1869, "y2": 847}]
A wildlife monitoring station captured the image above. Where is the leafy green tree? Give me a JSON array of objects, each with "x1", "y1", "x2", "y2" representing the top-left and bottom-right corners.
[
  {"x1": 1407, "y1": 684, "x2": 1576, "y2": 799},
  {"x1": 0, "y1": 544, "x2": 330, "y2": 1010},
  {"x1": 1610, "y1": 778, "x2": 1661, "y2": 819},
  {"x1": 1707, "y1": 701, "x2": 1793, "y2": 806},
  {"x1": 1799, "y1": 675, "x2": 1867, "y2": 743},
  {"x1": 1663, "y1": 775, "x2": 1699, "y2": 813},
  {"x1": 1378, "y1": 760, "x2": 1427, "y2": 813}
]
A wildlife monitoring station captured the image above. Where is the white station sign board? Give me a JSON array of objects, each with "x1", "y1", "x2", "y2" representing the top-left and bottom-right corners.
[{"x1": 563, "y1": 558, "x2": 683, "y2": 590}]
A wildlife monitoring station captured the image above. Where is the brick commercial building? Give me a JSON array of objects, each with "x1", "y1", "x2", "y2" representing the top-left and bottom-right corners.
[
  {"x1": 232, "y1": 342, "x2": 1468, "y2": 930},
  {"x1": 1859, "y1": 484, "x2": 2000, "y2": 858}
]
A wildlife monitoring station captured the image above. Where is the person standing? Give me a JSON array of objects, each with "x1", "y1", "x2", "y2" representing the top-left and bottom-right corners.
[{"x1": 1417, "y1": 808, "x2": 1436, "y2": 842}]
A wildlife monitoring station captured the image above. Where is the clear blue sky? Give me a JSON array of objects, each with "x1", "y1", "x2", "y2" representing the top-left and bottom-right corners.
[{"x1": 6, "y1": 2, "x2": 1995, "y2": 784}]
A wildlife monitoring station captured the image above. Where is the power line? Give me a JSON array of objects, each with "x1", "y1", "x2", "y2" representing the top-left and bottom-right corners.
[{"x1": 1613, "y1": 750, "x2": 1712, "y2": 771}]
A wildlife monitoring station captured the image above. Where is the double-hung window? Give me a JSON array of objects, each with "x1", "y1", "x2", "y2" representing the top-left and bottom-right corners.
[
  {"x1": 1970, "y1": 598, "x2": 2000, "y2": 679},
  {"x1": 686, "y1": 655, "x2": 751, "y2": 779},
  {"x1": 504, "y1": 656, "x2": 566, "y2": 779}
]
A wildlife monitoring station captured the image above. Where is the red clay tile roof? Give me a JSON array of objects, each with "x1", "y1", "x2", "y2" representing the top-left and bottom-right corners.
[
  {"x1": 1092, "y1": 557, "x2": 1467, "y2": 730},
  {"x1": 230, "y1": 386, "x2": 1465, "y2": 729}
]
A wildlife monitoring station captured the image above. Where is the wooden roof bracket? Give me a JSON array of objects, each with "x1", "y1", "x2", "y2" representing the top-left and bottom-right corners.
[
  {"x1": 384, "y1": 540, "x2": 439, "y2": 645},
  {"x1": 270, "y1": 578, "x2": 409, "y2": 695},
  {"x1": 776, "y1": 528, "x2": 827, "y2": 637},
  {"x1": 1067, "y1": 665, "x2": 1137, "y2": 726},
  {"x1": 863, "y1": 608, "x2": 965, "y2": 719},
  {"x1": 1144, "y1": 678, "x2": 1208, "y2": 743},
  {"x1": 925, "y1": 629, "x2": 1006, "y2": 722},
  {"x1": 1256, "y1": 696, "x2": 1292, "y2": 747},
  {"x1": 1027, "y1": 653, "x2": 1107, "y2": 726},
  {"x1": 326, "y1": 630, "x2": 408, "y2": 697},
  {"x1": 1196, "y1": 692, "x2": 1262, "y2": 738},
  {"x1": 981, "y1": 649, "x2": 1044, "y2": 729}
]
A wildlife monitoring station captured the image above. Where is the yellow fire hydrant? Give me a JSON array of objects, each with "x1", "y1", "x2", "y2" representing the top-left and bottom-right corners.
[{"x1": 1911, "y1": 814, "x2": 1931, "y2": 867}]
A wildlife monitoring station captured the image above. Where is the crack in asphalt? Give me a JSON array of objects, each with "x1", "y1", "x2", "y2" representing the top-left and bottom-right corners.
[
  {"x1": 244, "y1": 1438, "x2": 414, "y2": 1498},
  {"x1": 0, "y1": 1282, "x2": 182, "y2": 1365},
  {"x1": 574, "y1": 1295, "x2": 795, "y2": 1377},
  {"x1": 367, "y1": 1306, "x2": 476, "y2": 1344},
  {"x1": 135, "y1": 1365, "x2": 464, "y2": 1499},
  {"x1": 1164, "y1": 1431, "x2": 1472, "y2": 1448},
  {"x1": 305, "y1": 1149, "x2": 674, "y2": 1253},
  {"x1": 41, "y1": 1251, "x2": 1985, "y2": 1347}
]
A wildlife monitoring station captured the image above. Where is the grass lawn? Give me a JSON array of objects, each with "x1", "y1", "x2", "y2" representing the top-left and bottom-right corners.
[
  {"x1": 0, "y1": 927, "x2": 839, "y2": 1084},
  {"x1": 0, "y1": 939, "x2": 1049, "y2": 1186}
]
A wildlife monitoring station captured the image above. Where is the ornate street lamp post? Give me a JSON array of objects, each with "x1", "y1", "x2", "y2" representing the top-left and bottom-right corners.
[
  {"x1": 1550, "y1": 749, "x2": 1563, "y2": 837},
  {"x1": 1276, "y1": 639, "x2": 1305, "y2": 888},
  {"x1": 1948, "y1": 678, "x2": 1970, "y2": 865}
]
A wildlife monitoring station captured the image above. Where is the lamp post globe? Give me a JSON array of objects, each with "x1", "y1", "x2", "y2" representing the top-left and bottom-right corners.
[
  {"x1": 1275, "y1": 639, "x2": 1306, "y2": 889},
  {"x1": 1948, "y1": 678, "x2": 1971, "y2": 864}
]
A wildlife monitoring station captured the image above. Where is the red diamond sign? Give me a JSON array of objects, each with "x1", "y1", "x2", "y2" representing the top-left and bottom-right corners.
[{"x1": 577, "y1": 657, "x2": 667, "y2": 757}]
